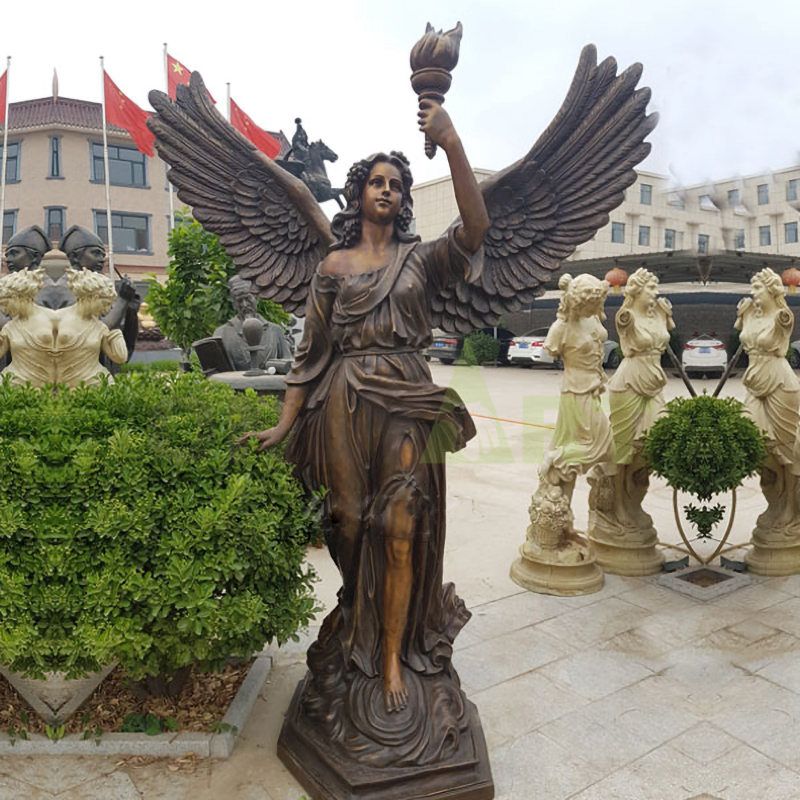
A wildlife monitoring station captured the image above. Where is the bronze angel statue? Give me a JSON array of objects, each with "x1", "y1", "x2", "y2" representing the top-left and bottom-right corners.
[{"x1": 148, "y1": 35, "x2": 655, "y2": 796}]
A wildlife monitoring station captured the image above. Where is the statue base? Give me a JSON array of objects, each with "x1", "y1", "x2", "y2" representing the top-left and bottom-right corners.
[
  {"x1": 510, "y1": 537, "x2": 604, "y2": 596},
  {"x1": 588, "y1": 522, "x2": 663, "y2": 576},
  {"x1": 277, "y1": 674, "x2": 495, "y2": 800},
  {"x1": 747, "y1": 522, "x2": 800, "y2": 576}
]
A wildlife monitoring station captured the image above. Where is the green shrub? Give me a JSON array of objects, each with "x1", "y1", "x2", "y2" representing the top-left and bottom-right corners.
[
  {"x1": 147, "y1": 212, "x2": 290, "y2": 359},
  {"x1": 0, "y1": 373, "x2": 318, "y2": 680},
  {"x1": 461, "y1": 331, "x2": 501, "y2": 366},
  {"x1": 643, "y1": 394, "x2": 766, "y2": 538},
  {"x1": 119, "y1": 359, "x2": 183, "y2": 374}
]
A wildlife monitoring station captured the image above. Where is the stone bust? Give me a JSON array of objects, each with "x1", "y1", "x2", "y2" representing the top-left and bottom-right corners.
[{"x1": 213, "y1": 275, "x2": 292, "y2": 371}]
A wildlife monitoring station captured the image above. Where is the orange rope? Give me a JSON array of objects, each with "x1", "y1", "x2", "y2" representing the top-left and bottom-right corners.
[{"x1": 470, "y1": 413, "x2": 555, "y2": 430}]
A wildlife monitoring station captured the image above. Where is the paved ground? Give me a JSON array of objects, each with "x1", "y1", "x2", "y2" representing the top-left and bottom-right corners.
[{"x1": 4, "y1": 366, "x2": 799, "y2": 800}]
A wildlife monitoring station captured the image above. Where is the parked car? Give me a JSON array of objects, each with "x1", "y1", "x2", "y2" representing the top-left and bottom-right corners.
[
  {"x1": 507, "y1": 328, "x2": 621, "y2": 369},
  {"x1": 425, "y1": 328, "x2": 515, "y2": 365},
  {"x1": 682, "y1": 334, "x2": 727, "y2": 378}
]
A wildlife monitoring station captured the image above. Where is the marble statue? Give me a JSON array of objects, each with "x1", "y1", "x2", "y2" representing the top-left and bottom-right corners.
[
  {"x1": 587, "y1": 268, "x2": 673, "y2": 575},
  {"x1": 737, "y1": 268, "x2": 800, "y2": 574},
  {"x1": 0, "y1": 268, "x2": 127, "y2": 388},
  {"x1": 511, "y1": 273, "x2": 611, "y2": 595}
]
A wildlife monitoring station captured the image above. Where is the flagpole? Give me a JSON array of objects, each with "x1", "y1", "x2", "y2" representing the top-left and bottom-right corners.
[
  {"x1": 163, "y1": 43, "x2": 175, "y2": 232},
  {"x1": 0, "y1": 56, "x2": 11, "y2": 257},
  {"x1": 226, "y1": 82, "x2": 231, "y2": 122},
  {"x1": 99, "y1": 56, "x2": 115, "y2": 277}
]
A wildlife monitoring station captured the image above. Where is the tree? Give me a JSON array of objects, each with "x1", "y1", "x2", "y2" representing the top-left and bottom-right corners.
[{"x1": 147, "y1": 211, "x2": 289, "y2": 361}]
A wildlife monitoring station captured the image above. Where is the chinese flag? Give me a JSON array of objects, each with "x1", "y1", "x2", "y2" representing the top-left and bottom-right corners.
[
  {"x1": 167, "y1": 53, "x2": 215, "y2": 103},
  {"x1": 230, "y1": 98, "x2": 281, "y2": 159},
  {"x1": 0, "y1": 70, "x2": 7, "y2": 126},
  {"x1": 103, "y1": 71, "x2": 155, "y2": 157}
]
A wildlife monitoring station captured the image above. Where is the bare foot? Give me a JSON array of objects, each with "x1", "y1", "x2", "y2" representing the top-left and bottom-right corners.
[{"x1": 383, "y1": 654, "x2": 408, "y2": 713}]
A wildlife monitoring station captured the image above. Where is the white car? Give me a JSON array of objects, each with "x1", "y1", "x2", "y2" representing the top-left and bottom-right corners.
[
  {"x1": 682, "y1": 334, "x2": 727, "y2": 378},
  {"x1": 507, "y1": 328, "x2": 558, "y2": 367},
  {"x1": 508, "y1": 328, "x2": 622, "y2": 369}
]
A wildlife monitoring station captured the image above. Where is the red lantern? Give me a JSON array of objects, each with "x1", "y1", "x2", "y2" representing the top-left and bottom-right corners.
[
  {"x1": 782, "y1": 267, "x2": 800, "y2": 295},
  {"x1": 605, "y1": 267, "x2": 629, "y2": 294}
]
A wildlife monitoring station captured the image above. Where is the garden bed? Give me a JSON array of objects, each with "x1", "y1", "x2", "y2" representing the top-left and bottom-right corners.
[{"x1": 0, "y1": 652, "x2": 272, "y2": 757}]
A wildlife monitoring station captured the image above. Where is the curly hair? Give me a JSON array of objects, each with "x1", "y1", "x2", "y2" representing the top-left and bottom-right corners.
[
  {"x1": 329, "y1": 151, "x2": 419, "y2": 250},
  {"x1": 66, "y1": 268, "x2": 117, "y2": 318},
  {"x1": 556, "y1": 273, "x2": 608, "y2": 322},
  {"x1": 620, "y1": 268, "x2": 658, "y2": 312},
  {"x1": 752, "y1": 267, "x2": 786, "y2": 302},
  {"x1": 0, "y1": 269, "x2": 45, "y2": 319}
]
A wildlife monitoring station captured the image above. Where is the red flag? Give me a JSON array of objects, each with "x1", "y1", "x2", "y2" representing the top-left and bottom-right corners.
[
  {"x1": 103, "y1": 71, "x2": 155, "y2": 157},
  {"x1": 230, "y1": 98, "x2": 281, "y2": 159},
  {"x1": 0, "y1": 70, "x2": 7, "y2": 126},
  {"x1": 166, "y1": 53, "x2": 215, "y2": 103}
]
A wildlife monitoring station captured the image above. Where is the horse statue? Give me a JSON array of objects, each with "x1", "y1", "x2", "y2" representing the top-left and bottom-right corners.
[{"x1": 282, "y1": 118, "x2": 345, "y2": 208}]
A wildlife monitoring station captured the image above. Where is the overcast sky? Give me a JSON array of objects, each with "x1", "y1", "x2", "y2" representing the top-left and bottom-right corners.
[{"x1": 3, "y1": 0, "x2": 799, "y2": 193}]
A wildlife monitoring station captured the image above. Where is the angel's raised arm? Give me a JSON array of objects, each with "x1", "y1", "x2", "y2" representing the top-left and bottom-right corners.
[{"x1": 418, "y1": 101, "x2": 489, "y2": 254}]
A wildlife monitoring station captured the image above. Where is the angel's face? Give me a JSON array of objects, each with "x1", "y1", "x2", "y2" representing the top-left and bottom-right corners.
[{"x1": 362, "y1": 163, "x2": 403, "y2": 225}]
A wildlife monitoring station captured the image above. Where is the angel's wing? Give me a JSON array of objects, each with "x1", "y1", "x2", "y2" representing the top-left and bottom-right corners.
[
  {"x1": 433, "y1": 45, "x2": 658, "y2": 333},
  {"x1": 147, "y1": 73, "x2": 333, "y2": 314}
]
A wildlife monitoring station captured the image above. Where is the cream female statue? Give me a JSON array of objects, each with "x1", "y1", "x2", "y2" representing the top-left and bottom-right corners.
[
  {"x1": 0, "y1": 268, "x2": 127, "y2": 388},
  {"x1": 588, "y1": 268, "x2": 673, "y2": 574},
  {"x1": 511, "y1": 273, "x2": 612, "y2": 595},
  {"x1": 736, "y1": 268, "x2": 800, "y2": 574}
]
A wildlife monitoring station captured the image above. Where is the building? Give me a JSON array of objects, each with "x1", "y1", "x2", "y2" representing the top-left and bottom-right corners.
[
  {"x1": 1, "y1": 90, "x2": 289, "y2": 282},
  {"x1": 411, "y1": 164, "x2": 800, "y2": 341},
  {"x1": 412, "y1": 166, "x2": 800, "y2": 285}
]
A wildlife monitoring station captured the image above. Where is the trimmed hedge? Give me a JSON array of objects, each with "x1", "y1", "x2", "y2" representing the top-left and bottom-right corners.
[{"x1": 0, "y1": 373, "x2": 318, "y2": 680}]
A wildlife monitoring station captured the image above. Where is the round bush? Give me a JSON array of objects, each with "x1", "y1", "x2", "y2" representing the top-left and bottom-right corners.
[
  {"x1": 462, "y1": 331, "x2": 500, "y2": 366},
  {"x1": 643, "y1": 395, "x2": 766, "y2": 501},
  {"x1": 0, "y1": 373, "x2": 318, "y2": 680}
]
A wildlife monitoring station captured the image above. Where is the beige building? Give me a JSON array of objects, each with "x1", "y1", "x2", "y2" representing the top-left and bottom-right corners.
[{"x1": 412, "y1": 165, "x2": 800, "y2": 284}]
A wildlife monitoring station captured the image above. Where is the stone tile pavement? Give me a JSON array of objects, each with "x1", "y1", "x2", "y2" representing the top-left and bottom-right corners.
[{"x1": 2, "y1": 371, "x2": 799, "y2": 799}]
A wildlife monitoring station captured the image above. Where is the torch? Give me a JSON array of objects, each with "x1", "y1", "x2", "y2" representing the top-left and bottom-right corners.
[{"x1": 410, "y1": 22, "x2": 463, "y2": 159}]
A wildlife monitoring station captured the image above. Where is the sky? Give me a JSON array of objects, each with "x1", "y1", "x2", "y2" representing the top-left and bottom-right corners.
[{"x1": 2, "y1": 0, "x2": 799, "y2": 192}]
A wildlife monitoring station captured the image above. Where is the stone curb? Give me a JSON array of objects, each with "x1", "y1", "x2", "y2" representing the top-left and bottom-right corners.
[{"x1": 0, "y1": 652, "x2": 272, "y2": 759}]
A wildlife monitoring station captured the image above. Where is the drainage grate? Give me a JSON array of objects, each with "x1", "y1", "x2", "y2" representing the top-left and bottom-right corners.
[
  {"x1": 675, "y1": 568, "x2": 734, "y2": 588},
  {"x1": 657, "y1": 565, "x2": 751, "y2": 600}
]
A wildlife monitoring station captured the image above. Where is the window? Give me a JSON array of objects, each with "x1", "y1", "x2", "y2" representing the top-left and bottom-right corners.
[
  {"x1": 786, "y1": 222, "x2": 799, "y2": 244},
  {"x1": 49, "y1": 137, "x2": 61, "y2": 178},
  {"x1": 2, "y1": 210, "x2": 16, "y2": 242},
  {"x1": 727, "y1": 189, "x2": 740, "y2": 207},
  {"x1": 91, "y1": 143, "x2": 147, "y2": 187},
  {"x1": 45, "y1": 208, "x2": 65, "y2": 242},
  {"x1": 0, "y1": 142, "x2": 20, "y2": 182},
  {"x1": 95, "y1": 211, "x2": 151, "y2": 253},
  {"x1": 698, "y1": 234, "x2": 710, "y2": 254},
  {"x1": 788, "y1": 179, "x2": 799, "y2": 202},
  {"x1": 757, "y1": 184, "x2": 769, "y2": 205},
  {"x1": 734, "y1": 229, "x2": 745, "y2": 250},
  {"x1": 759, "y1": 225, "x2": 771, "y2": 246},
  {"x1": 664, "y1": 228, "x2": 676, "y2": 249},
  {"x1": 667, "y1": 193, "x2": 685, "y2": 208},
  {"x1": 611, "y1": 222, "x2": 625, "y2": 244},
  {"x1": 638, "y1": 225, "x2": 650, "y2": 246},
  {"x1": 639, "y1": 184, "x2": 652, "y2": 205},
  {"x1": 699, "y1": 194, "x2": 716, "y2": 210}
]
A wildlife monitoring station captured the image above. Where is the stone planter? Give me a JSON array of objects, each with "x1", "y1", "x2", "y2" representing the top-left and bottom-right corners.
[{"x1": 0, "y1": 664, "x2": 116, "y2": 725}]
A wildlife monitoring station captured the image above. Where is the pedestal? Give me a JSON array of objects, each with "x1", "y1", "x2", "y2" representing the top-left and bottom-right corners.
[
  {"x1": 510, "y1": 535, "x2": 604, "y2": 596},
  {"x1": 746, "y1": 522, "x2": 800, "y2": 576},
  {"x1": 277, "y1": 673, "x2": 494, "y2": 800}
]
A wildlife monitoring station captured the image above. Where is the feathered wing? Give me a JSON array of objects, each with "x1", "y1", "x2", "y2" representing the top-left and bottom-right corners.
[
  {"x1": 433, "y1": 44, "x2": 658, "y2": 333},
  {"x1": 147, "y1": 73, "x2": 333, "y2": 314}
]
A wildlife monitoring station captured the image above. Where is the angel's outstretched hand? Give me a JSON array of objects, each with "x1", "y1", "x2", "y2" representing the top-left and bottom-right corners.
[
  {"x1": 236, "y1": 426, "x2": 288, "y2": 451},
  {"x1": 418, "y1": 100, "x2": 457, "y2": 150}
]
